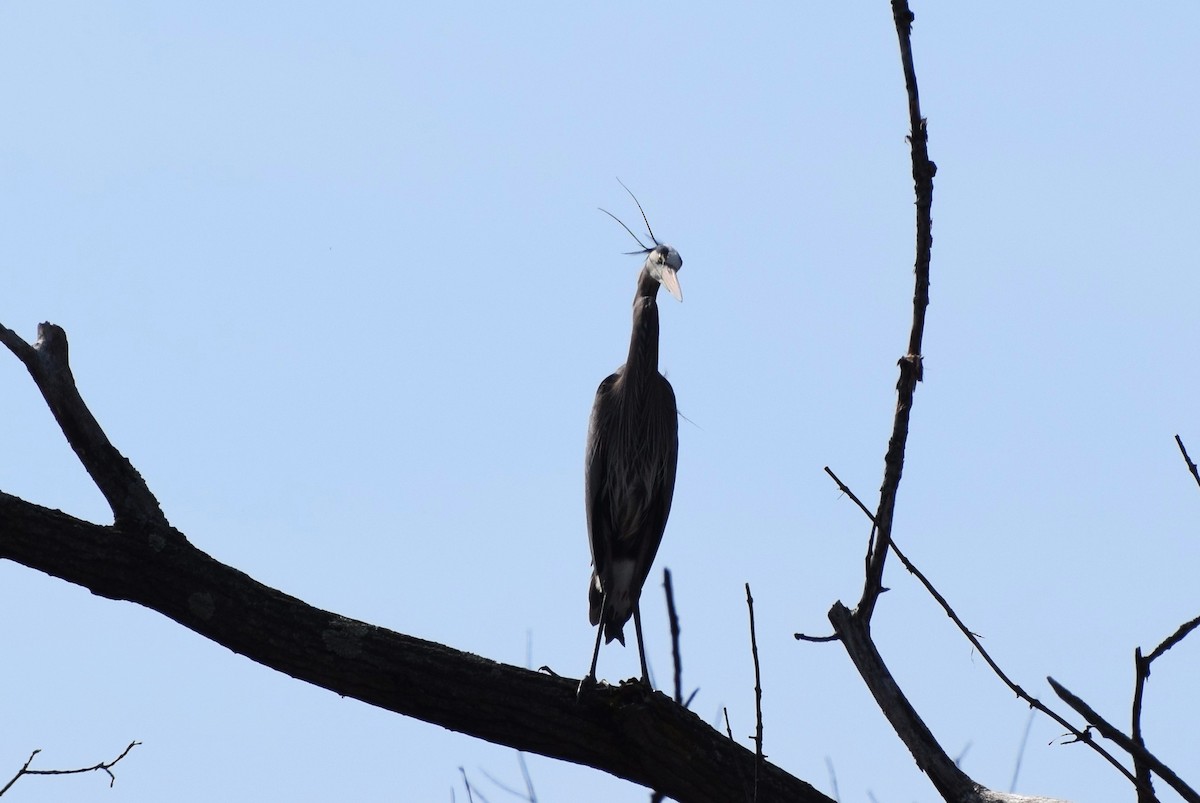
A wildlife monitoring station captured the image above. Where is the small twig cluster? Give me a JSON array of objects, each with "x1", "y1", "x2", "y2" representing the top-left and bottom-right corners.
[{"x1": 0, "y1": 741, "x2": 140, "y2": 797}]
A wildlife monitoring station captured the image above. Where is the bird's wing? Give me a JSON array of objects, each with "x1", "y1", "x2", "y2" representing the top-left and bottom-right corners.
[
  {"x1": 630, "y1": 375, "x2": 679, "y2": 594},
  {"x1": 585, "y1": 371, "x2": 622, "y2": 574}
]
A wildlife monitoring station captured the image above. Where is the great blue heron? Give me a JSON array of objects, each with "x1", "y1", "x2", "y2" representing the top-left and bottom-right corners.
[{"x1": 581, "y1": 185, "x2": 683, "y2": 693}]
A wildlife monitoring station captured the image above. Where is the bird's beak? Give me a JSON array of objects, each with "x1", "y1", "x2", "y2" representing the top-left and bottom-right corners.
[{"x1": 661, "y1": 268, "x2": 683, "y2": 302}]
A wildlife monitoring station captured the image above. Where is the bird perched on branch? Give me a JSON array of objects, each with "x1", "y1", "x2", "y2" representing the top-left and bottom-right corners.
[{"x1": 580, "y1": 183, "x2": 683, "y2": 695}]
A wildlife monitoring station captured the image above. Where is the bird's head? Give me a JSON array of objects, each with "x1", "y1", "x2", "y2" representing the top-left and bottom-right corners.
[
  {"x1": 645, "y1": 244, "x2": 683, "y2": 302},
  {"x1": 600, "y1": 179, "x2": 683, "y2": 302}
]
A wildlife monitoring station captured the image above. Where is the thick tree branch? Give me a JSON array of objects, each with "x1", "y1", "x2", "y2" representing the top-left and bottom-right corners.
[
  {"x1": 828, "y1": 602, "x2": 974, "y2": 800},
  {"x1": 828, "y1": 604, "x2": 1067, "y2": 803},
  {"x1": 0, "y1": 493, "x2": 831, "y2": 803},
  {"x1": 0, "y1": 321, "x2": 830, "y2": 803}
]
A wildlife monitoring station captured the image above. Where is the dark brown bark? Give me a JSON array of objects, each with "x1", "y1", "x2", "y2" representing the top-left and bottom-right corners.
[{"x1": 0, "y1": 490, "x2": 829, "y2": 803}]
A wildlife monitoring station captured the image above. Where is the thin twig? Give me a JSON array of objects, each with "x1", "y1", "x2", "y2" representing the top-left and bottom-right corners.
[
  {"x1": 0, "y1": 741, "x2": 140, "y2": 797},
  {"x1": 859, "y1": 0, "x2": 936, "y2": 623},
  {"x1": 721, "y1": 708, "x2": 753, "y2": 803},
  {"x1": 459, "y1": 768, "x2": 475, "y2": 803},
  {"x1": 824, "y1": 757, "x2": 841, "y2": 803},
  {"x1": 824, "y1": 467, "x2": 875, "y2": 522},
  {"x1": 458, "y1": 768, "x2": 494, "y2": 803},
  {"x1": 1146, "y1": 613, "x2": 1200, "y2": 663},
  {"x1": 478, "y1": 769, "x2": 524, "y2": 801},
  {"x1": 745, "y1": 583, "x2": 764, "y2": 803},
  {"x1": 1008, "y1": 709, "x2": 1036, "y2": 793},
  {"x1": 793, "y1": 468, "x2": 873, "y2": 642},
  {"x1": 479, "y1": 752, "x2": 538, "y2": 803},
  {"x1": 517, "y1": 753, "x2": 537, "y2": 803},
  {"x1": 1049, "y1": 678, "x2": 1197, "y2": 802},
  {"x1": 1175, "y1": 435, "x2": 1200, "y2": 489},
  {"x1": 663, "y1": 568, "x2": 684, "y2": 705}
]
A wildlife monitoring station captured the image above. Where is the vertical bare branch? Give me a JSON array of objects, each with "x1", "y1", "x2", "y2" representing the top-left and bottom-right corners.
[
  {"x1": 859, "y1": 0, "x2": 937, "y2": 622},
  {"x1": 1131, "y1": 648, "x2": 1155, "y2": 803},
  {"x1": 663, "y1": 568, "x2": 684, "y2": 705},
  {"x1": 1131, "y1": 615, "x2": 1200, "y2": 802},
  {"x1": 746, "y1": 583, "x2": 764, "y2": 802}
]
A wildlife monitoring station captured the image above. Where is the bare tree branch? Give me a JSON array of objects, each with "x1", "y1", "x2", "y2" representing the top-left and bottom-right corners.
[
  {"x1": 1131, "y1": 615, "x2": 1200, "y2": 802},
  {"x1": 1145, "y1": 614, "x2": 1200, "y2": 664},
  {"x1": 0, "y1": 323, "x2": 166, "y2": 528},
  {"x1": 664, "y1": 568, "x2": 684, "y2": 706},
  {"x1": 1048, "y1": 678, "x2": 1197, "y2": 803},
  {"x1": 746, "y1": 583, "x2": 765, "y2": 803},
  {"x1": 828, "y1": 602, "x2": 975, "y2": 800},
  {"x1": 0, "y1": 319, "x2": 832, "y2": 803},
  {"x1": 0, "y1": 741, "x2": 140, "y2": 797},
  {"x1": 858, "y1": 0, "x2": 937, "y2": 623},
  {"x1": 1009, "y1": 711, "x2": 1035, "y2": 793},
  {"x1": 822, "y1": 468, "x2": 1140, "y2": 788},
  {"x1": 1174, "y1": 435, "x2": 1200, "y2": 489},
  {"x1": 1131, "y1": 648, "x2": 1155, "y2": 803}
]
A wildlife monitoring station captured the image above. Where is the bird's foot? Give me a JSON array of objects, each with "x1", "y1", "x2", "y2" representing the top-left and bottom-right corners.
[
  {"x1": 620, "y1": 675, "x2": 653, "y2": 690},
  {"x1": 576, "y1": 673, "x2": 597, "y2": 701}
]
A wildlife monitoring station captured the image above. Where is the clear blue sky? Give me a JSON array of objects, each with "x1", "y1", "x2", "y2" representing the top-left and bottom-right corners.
[{"x1": 2, "y1": 4, "x2": 1198, "y2": 801}]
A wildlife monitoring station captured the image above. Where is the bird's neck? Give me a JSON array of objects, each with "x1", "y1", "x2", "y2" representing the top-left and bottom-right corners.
[{"x1": 625, "y1": 284, "x2": 661, "y2": 380}]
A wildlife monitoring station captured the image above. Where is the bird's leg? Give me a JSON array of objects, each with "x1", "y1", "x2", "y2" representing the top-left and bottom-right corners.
[
  {"x1": 633, "y1": 603, "x2": 651, "y2": 687},
  {"x1": 578, "y1": 594, "x2": 608, "y2": 700}
]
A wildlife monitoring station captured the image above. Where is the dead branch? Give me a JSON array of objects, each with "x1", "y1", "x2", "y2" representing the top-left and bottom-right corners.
[
  {"x1": 859, "y1": 0, "x2": 937, "y2": 622},
  {"x1": 1131, "y1": 615, "x2": 1200, "y2": 802},
  {"x1": 746, "y1": 583, "x2": 765, "y2": 802},
  {"x1": 1048, "y1": 679, "x2": 1197, "y2": 803},
  {"x1": 1174, "y1": 435, "x2": 1200, "y2": 489},
  {"x1": 1131, "y1": 648, "x2": 1155, "y2": 803},
  {"x1": 0, "y1": 321, "x2": 831, "y2": 803},
  {"x1": 821, "y1": 469, "x2": 1135, "y2": 785},
  {"x1": 664, "y1": 568, "x2": 684, "y2": 706},
  {"x1": 828, "y1": 602, "x2": 976, "y2": 800},
  {"x1": 0, "y1": 323, "x2": 166, "y2": 528},
  {"x1": 0, "y1": 741, "x2": 140, "y2": 797}
]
